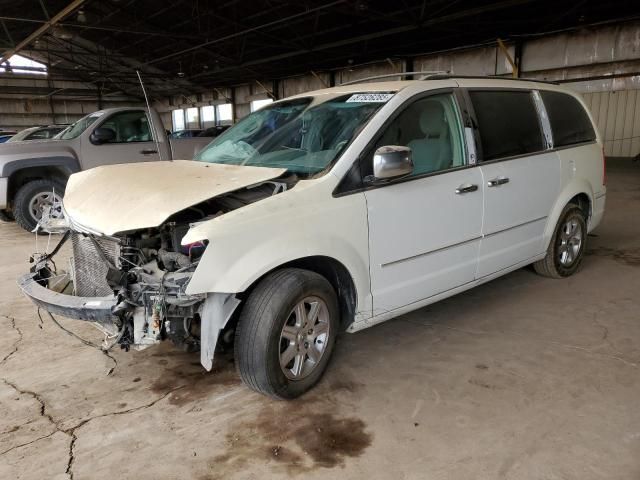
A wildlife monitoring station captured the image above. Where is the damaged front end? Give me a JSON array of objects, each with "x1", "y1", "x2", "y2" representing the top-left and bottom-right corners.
[
  {"x1": 19, "y1": 224, "x2": 211, "y2": 355},
  {"x1": 18, "y1": 182, "x2": 285, "y2": 369}
]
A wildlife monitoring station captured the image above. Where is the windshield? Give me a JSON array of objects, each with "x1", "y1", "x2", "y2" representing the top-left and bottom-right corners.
[
  {"x1": 195, "y1": 93, "x2": 393, "y2": 177},
  {"x1": 59, "y1": 111, "x2": 105, "y2": 140}
]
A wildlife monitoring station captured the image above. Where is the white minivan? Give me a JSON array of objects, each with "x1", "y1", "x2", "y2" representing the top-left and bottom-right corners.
[{"x1": 20, "y1": 76, "x2": 606, "y2": 398}]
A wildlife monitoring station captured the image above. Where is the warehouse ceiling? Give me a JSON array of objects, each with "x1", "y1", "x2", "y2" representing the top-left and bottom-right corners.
[{"x1": 0, "y1": 0, "x2": 638, "y2": 99}]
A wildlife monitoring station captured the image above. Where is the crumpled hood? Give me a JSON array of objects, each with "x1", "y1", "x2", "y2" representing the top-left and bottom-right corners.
[{"x1": 63, "y1": 160, "x2": 286, "y2": 235}]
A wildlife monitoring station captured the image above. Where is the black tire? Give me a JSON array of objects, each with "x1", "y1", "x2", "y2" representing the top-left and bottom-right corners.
[
  {"x1": 12, "y1": 179, "x2": 65, "y2": 232},
  {"x1": 234, "y1": 268, "x2": 339, "y2": 399},
  {"x1": 0, "y1": 209, "x2": 13, "y2": 222},
  {"x1": 533, "y1": 203, "x2": 587, "y2": 278}
]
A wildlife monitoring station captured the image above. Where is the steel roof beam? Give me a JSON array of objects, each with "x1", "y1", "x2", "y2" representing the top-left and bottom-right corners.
[{"x1": 0, "y1": 0, "x2": 85, "y2": 65}]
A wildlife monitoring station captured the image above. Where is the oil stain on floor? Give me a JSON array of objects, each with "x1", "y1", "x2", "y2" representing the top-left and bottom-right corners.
[
  {"x1": 206, "y1": 404, "x2": 372, "y2": 477},
  {"x1": 199, "y1": 379, "x2": 372, "y2": 478},
  {"x1": 148, "y1": 351, "x2": 239, "y2": 407},
  {"x1": 143, "y1": 345, "x2": 372, "y2": 477},
  {"x1": 587, "y1": 246, "x2": 640, "y2": 266}
]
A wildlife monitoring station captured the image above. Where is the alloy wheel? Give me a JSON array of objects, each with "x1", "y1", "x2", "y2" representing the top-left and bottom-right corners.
[
  {"x1": 279, "y1": 296, "x2": 331, "y2": 380},
  {"x1": 28, "y1": 191, "x2": 63, "y2": 223},
  {"x1": 558, "y1": 218, "x2": 583, "y2": 266}
]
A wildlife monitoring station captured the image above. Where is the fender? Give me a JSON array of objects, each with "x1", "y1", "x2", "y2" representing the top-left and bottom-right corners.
[
  {"x1": 1, "y1": 155, "x2": 81, "y2": 178},
  {"x1": 542, "y1": 178, "x2": 594, "y2": 249},
  {"x1": 0, "y1": 140, "x2": 81, "y2": 178},
  {"x1": 182, "y1": 176, "x2": 373, "y2": 321}
]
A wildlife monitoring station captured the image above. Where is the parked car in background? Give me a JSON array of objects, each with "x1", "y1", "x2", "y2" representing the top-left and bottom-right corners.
[
  {"x1": 168, "y1": 126, "x2": 230, "y2": 139},
  {"x1": 198, "y1": 125, "x2": 230, "y2": 137},
  {"x1": 0, "y1": 130, "x2": 17, "y2": 143},
  {"x1": 19, "y1": 77, "x2": 605, "y2": 399},
  {"x1": 168, "y1": 129, "x2": 203, "y2": 138},
  {"x1": 7, "y1": 125, "x2": 68, "y2": 143},
  {"x1": 0, "y1": 107, "x2": 211, "y2": 230}
]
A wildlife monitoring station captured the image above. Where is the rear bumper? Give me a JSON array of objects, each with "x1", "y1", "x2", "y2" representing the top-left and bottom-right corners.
[
  {"x1": 589, "y1": 191, "x2": 606, "y2": 232},
  {"x1": 17, "y1": 272, "x2": 117, "y2": 323}
]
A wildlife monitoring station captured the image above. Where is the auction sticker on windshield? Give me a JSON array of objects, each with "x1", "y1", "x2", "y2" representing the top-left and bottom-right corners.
[{"x1": 346, "y1": 93, "x2": 394, "y2": 103}]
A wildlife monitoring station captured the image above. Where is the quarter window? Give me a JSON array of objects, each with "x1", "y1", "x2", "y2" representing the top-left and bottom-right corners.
[
  {"x1": 469, "y1": 90, "x2": 544, "y2": 161},
  {"x1": 540, "y1": 91, "x2": 595, "y2": 147},
  {"x1": 374, "y1": 93, "x2": 465, "y2": 176}
]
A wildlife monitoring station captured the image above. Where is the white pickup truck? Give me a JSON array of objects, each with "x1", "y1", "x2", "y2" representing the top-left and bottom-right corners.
[{"x1": 0, "y1": 107, "x2": 211, "y2": 231}]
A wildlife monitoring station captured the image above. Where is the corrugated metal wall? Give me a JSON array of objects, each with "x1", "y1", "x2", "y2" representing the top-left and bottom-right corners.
[
  {"x1": 583, "y1": 90, "x2": 640, "y2": 157},
  {"x1": 153, "y1": 19, "x2": 640, "y2": 158}
]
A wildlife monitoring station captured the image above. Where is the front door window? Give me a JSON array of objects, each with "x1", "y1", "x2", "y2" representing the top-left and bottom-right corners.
[
  {"x1": 99, "y1": 111, "x2": 152, "y2": 143},
  {"x1": 375, "y1": 93, "x2": 465, "y2": 176}
]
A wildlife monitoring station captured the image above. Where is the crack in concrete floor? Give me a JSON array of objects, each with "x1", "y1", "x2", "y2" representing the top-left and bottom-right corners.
[
  {"x1": 1, "y1": 370, "x2": 184, "y2": 478},
  {"x1": 0, "y1": 315, "x2": 22, "y2": 366},
  {"x1": 2, "y1": 294, "x2": 638, "y2": 478},
  {"x1": 0, "y1": 313, "x2": 185, "y2": 479},
  {"x1": 1, "y1": 162, "x2": 640, "y2": 479}
]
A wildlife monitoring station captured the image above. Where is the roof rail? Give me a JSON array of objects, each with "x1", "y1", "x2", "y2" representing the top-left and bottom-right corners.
[
  {"x1": 424, "y1": 74, "x2": 560, "y2": 85},
  {"x1": 339, "y1": 71, "x2": 449, "y2": 86},
  {"x1": 338, "y1": 72, "x2": 560, "y2": 87}
]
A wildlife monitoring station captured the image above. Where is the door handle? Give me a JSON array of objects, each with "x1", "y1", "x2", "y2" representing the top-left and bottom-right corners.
[
  {"x1": 455, "y1": 184, "x2": 479, "y2": 194},
  {"x1": 140, "y1": 149, "x2": 158, "y2": 155},
  {"x1": 488, "y1": 177, "x2": 509, "y2": 187}
]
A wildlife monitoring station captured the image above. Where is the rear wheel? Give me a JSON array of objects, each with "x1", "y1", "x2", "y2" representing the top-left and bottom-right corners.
[
  {"x1": 13, "y1": 179, "x2": 65, "y2": 232},
  {"x1": 234, "y1": 268, "x2": 339, "y2": 399},
  {"x1": 533, "y1": 203, "x2": 586, "y2": 278}
]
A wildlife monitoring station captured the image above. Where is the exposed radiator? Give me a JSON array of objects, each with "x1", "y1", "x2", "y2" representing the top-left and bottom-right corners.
[{"x1": 71, "y1": 234, "x2": 120, "y2": 297}]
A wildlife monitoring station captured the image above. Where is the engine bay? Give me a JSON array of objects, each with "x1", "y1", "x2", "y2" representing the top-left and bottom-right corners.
[{"x1": 28, "y1": 179, "x2": 293, "y2": 354}]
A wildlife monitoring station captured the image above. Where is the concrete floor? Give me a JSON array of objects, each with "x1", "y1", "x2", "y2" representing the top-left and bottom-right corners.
[{"x1": 1, "y1": 161, "x2": 639, "y2": 480}]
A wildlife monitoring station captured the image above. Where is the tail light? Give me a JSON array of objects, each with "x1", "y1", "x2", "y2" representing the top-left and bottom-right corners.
[{"x1": 602, "y1": 146, "x2": 606, "y2": 186}]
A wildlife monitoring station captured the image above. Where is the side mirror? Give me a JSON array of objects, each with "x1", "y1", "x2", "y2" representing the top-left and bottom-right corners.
[
  {"x1": 372, "y1": 145, "x2": 413, "y2": 181},
  {"x1": 90, "y1": 127, "x2": 115, "y2": 145}
]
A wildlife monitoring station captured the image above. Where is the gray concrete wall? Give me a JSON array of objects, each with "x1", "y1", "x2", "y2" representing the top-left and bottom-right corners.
[
  {"x1": 280, "y1": 73, "x2": 330, "y2": 97},
  {"x1": 415, "y1": 44, "x2": 515, "y2": 76},
  {"x1": 0, "y1": 73, "x2": 143, "y2": 131},
  {"x1": 416, "y1": 22, "x2": 640, "y2": 156},
  {"x1": 18, "y1": 18, "x2": 626, "y2": 157},
  {"x1": 206, "y1": 20, "x2": 640, "y2": 157},
  {"x1": 336, "y1": 60, "x2": 405, "y2": 85},
  {"x1": 3, "y1": 19, "x2": 640, "y2": 144}
]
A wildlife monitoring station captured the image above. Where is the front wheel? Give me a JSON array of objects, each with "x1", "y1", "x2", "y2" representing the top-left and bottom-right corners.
[
  {"x1": 533, "y1": 203, "x2": 587, "y2": 278},
  {"x1": 234, "y1": 268, "x2": 339, "y2": 399},
  {"x1": 13, "y1": 179, "x2": 65, "y2": 232}
]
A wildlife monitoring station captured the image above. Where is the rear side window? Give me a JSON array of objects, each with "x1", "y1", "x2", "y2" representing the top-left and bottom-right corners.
[
  {"x1": 469, "y1": 90, "x2": 544, "y2": 161},
  {"x1": 540, "y1": 91, "x2": 595, "y2": 147}
]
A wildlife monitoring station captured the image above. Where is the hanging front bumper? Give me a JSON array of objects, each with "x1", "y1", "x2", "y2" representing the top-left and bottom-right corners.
[{"x1": 18, "y1": 271, "x2": 118, "y2": 323}]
